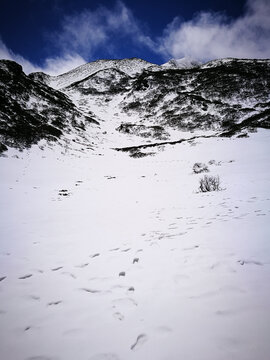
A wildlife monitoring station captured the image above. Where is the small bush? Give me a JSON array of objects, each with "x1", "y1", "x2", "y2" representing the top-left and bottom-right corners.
[
  {"x1": 193, "y1": 162, "x2": 209, "y2": 174},
  {"x1": 199, "y1": 175, "x2": 221, "y2": 192}
]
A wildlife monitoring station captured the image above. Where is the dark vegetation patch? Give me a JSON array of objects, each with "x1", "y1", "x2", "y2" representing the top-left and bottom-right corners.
[
  {"x1": 1, "y1": 58, "x2": 270, "y2": 153},
  {"x1": 121, "y1": 59, "x2": 270, "y2": 135},
  {"x1": 0, "y1": 60, "x2": 98, "y2": 152},
  {"x1": 116, "y1": 123, "x2": 169, "y2": 140},
  {"x1": 220, "y1": 107, "x2": 270, "y2": 137},
  {"x1": 198, "y1": 175, "x2": 222, "y2": 192},
  {"x1": 113, "y1": 134, "x2": 215, "y2": 153},
  {"x1": 129, "y1": 149, "x2": 155, "y2": 158},
  {"x1": 66, "y1": 68, "x2": 131, "y2": 95}
]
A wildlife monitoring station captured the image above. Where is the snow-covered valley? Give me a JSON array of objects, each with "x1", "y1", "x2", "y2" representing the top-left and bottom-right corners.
[
  {"x1": 1, "y1": 56, "x2": 270, "y2": 359},
  {"x1": 1, "y1": 128, "x2": 270, "y2": 360}
]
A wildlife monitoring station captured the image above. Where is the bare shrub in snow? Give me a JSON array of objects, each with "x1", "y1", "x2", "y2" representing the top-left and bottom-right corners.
[
  {"x1": 199, "y1": 175, "x2": 221, "y2": 192},
  {"x1": 193, "y1": 162, "x2": 209, "y2": 174}
]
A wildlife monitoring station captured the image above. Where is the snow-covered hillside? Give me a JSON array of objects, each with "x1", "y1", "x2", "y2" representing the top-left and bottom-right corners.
[
  {"x1": 1, "y1": 57, "x2": 270, "y2": 153},
  {"x1": 30, "y1": 58, "x2": 158, "y2": 90},
  {"x1": 1, "y1": 129, "x2": 270, "y2": 360},
  {"x1": 0, "y1": 56, "x2": 270, "y2": 360},
  {"x1": 161, "y1": 57, "x2": 201, "y2": 69}
]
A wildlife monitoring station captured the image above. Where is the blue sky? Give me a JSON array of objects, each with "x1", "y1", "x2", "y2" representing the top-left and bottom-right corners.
[{"x1": 0, "y1": 0, "x2": 269, "y2": 75}]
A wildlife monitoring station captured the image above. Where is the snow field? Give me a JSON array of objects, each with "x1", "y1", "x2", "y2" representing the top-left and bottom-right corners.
[{"x1": 0, "y1": 130, "x2": 270, "y2": 360}]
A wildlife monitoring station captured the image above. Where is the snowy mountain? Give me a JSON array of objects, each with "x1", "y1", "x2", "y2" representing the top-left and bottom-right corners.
[
  {"x1": 30, "y1": 58, "x2": 158, "y2": 90},
  {"x1": 161, "y1": 57, "x2": 201, "y2": 69},
  {"x1": 1, "y1": 57, "x2": 270, "y2": 360},
  {"x1": 1, "y1": 56, "x2": 270, "y2": 154}
]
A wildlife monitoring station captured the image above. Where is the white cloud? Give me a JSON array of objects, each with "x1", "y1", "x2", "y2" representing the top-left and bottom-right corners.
[
  {"x1": 53, "y1": 1, "x2": 156, "y2": 58},
  {"x1": 0, "y1": 38, "x2": 86, "y2": 75},
  {"x1": 0, "y1": 38, "x2": 41, "y2": 73},
  {"x1": 1, "y1": 0, "x2": 270, "y2": 76},
  {"x1": 42, "y1": 54, "x2": 86, "y2": 75},
  {"x1": 0, "y1": 1, "x2": 155, "y2": 75},
  {"x1": 159, "y1": 0, "x2": 270, "y2": 61}
]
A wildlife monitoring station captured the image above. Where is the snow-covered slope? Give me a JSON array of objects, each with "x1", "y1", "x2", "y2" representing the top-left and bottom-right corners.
[
  {"x1": 1, "y1": 129, "x2": 270, "y2": 360},
  {"x1": 161, "y1": 57, "x2": 201, "y2": 69},
  {"x1": 1, "y1": 55, "x2": 270, "y2": 360},
  {"x1": 61, "y1": 57, "x2": 270, "y2": 148},
  {"x1": 30, "y1": 58, "x2": 158, "y2": 90}
]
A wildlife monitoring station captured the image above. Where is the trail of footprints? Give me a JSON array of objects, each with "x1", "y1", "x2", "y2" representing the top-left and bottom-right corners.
[
  {"x1": 1, "y1": 194, "x2": 269, "y2": 354},
  {"x1": 52, "y1": 180, "x2": 84, "y2": 201},
  {"x1": 2, "y1": 244, "x2": 146, "y2": 351},
  {"x1": 151, "y1": 196, "x2": 270, "y2": 237},
  {"x1": 0, "y1": 246, "x2": 141, "y2": 316},
  {"x1": 1, "y1": 194, "x2": 268, "y2": 294}
]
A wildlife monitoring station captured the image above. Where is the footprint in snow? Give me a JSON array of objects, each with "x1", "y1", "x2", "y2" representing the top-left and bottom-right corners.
[
  {"x1": 133, "y1": 258, "x2": 139, "y2": 264},
  {"x1": 80, "y1": 288, "x2": 101, "y2": 294},
  {"x1": 51, "y1": 266, "x2": 63, "y2": 271},
  {"x1": 113, "y1": 312, "x2": 124, "y2": 321},
  {"x1": 210, "y1": 262, "x2": 221, "y2": 270},
  {"x1": 155, "y1": 326, "x2": 173, "y2": 336},
  {"x1": 215, "y1": 309, "x2": 237, "y2": 316},
  {"x1": 0, "y1": 276, "x2": 6, "y2": 282},
  {"x1": 238, "y1": 260, "x2": 263, "y2": 266},
  {"x1": 58, "y1": 189, "x2": 70, "y2": 197},
  {"x1": 75, "y1": 263, "x2": 89, "y2": 268},
  {"x1": 183, "y1": 245, "x2": 199, "y2": 251},
  {"x1": 90, "y1": 253, "x2": 100, "y2": 258},
  {"x1": 75, "y1": 181, "x2": 83, "y2": 187},
  {"x1": 47, "y1": 300, "x2": 62, "y2": 306},
  {"x1": 19, "y1": 274, "x2": 33, "y2": 280},
  {"x1": 130, "y1": 334, "x2": 148, "y2": 351},
  {"x1": 61, "y1": 271, "x2": 76, "y2": 279}
]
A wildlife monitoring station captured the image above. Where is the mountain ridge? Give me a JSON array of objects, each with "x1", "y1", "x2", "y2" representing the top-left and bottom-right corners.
[
  {"x1": 1, "y1": 56, "x2": 270, "y2": 153},
  {"x1": 30, "y1": 57, "x2": 159, "y2": 90}
]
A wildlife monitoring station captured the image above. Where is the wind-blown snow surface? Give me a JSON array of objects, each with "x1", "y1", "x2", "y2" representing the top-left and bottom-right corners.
[{"x1": 1, "y1": 130, "x2": 270, "y2": 360}]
